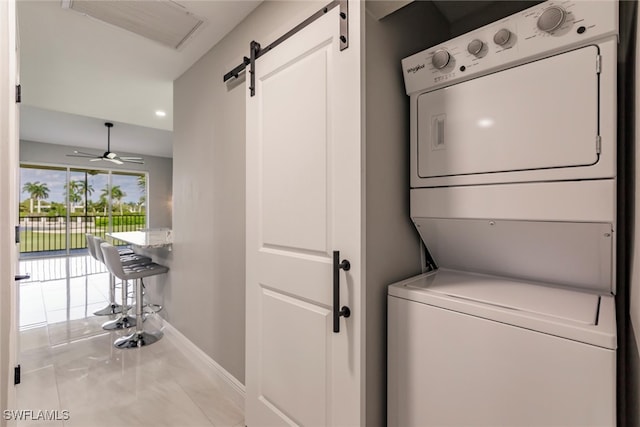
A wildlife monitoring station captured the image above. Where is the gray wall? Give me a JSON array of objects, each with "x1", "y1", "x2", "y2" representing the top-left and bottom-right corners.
[
  {"x1": 449, "y1": 1, "x2": 541, "y2": 37},
  {"x1": 19, "y1": 139, "x2": 172, "y2": 228},
  {"x1": 170, "y1": 1, "x2": 322, "y2": 385},
  {"x1": 364, "y1": 2, "x2": 449, "y2": 425}
]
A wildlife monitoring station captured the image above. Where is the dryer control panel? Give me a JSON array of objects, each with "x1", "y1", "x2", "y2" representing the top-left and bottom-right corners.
[{"x1": 402, "y1": 0, "x2": 618, "y2": 95}]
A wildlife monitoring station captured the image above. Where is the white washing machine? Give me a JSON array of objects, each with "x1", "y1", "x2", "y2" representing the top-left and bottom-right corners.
[
  {"x1": 388, "y1": 271, "x2": 617, "y2": 426},
  {"x1": 389, "y1": 1, "x2": 619, "y2": 426}
]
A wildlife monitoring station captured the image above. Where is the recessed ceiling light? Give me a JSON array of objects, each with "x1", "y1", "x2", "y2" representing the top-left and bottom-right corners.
[{"x1": 155, "y1": 110, "x2": 167, "y2": 117}]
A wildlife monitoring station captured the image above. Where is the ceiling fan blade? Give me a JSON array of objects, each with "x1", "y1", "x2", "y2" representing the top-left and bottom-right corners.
[
  {"x1": 67, "y1": 154, "x2": 97, "y2": 158},
  {"x1": 69, "y1": 123, "x2": 146, "y2": 166},
  {"x1": 73, "y1": 150, "x2": 99, "y2": 156}
]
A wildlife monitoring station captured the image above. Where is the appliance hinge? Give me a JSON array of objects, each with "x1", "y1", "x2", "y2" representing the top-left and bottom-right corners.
[
  {"x1": 15, "y1": 84, "x2": 21, "y2": 103},
  {"x1": 14, "y1": 365, "x2": 20, "y2": 385},
  {"x1": 596, "y1": 55, "x2": 602, "y2": 74},
  {"x1": 596, "y1": 135, "x2": 602, "y2": 154}
]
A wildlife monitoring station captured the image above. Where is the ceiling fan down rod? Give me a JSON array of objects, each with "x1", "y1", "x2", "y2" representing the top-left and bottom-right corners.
[{"x1": 105, "y1": 122, "x2": 113, "y2": 153}]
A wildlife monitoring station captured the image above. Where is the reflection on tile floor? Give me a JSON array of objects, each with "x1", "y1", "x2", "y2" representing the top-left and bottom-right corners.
[{"x1": 16, "y1": 255, "x2": 244, "y2": 427}]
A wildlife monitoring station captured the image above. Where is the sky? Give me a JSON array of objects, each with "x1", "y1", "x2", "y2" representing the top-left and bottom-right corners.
[{"x1": 20, "y1": 167, "x2": 145, "y2": 204}]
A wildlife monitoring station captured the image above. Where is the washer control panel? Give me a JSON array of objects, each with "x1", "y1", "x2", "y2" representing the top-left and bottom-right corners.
[{"x1": 402, "y1": 0, "x2": 618, "y2": 95}]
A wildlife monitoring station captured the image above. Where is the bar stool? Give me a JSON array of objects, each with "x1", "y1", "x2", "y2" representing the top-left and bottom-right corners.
[
  {"x1": 87, "y1": 234, "x2": 123, "y2": 316},
  {"x1": 100, "y1": 242, "x2": 169, "y2": 348},
  {"x1": 94, "y1": 237, "x2": 151, "y2": 331}
]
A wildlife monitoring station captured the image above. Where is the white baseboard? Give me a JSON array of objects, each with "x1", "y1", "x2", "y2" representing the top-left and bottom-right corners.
[{"x1": 162, "y1": 321, "x2": 245, "y2": 409}]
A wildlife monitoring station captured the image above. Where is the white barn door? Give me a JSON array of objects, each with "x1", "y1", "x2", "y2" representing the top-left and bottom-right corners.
[{"x1": 246, "y1": 3, "x2": 362, "y2": 426}]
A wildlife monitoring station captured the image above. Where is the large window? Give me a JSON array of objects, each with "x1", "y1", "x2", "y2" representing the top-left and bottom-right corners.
[{"x1": 19, "y1": 164, "x2": 147, "y2": 256}]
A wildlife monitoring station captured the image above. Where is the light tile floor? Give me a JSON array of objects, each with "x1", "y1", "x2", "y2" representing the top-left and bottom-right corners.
[{"x1": 15, "y1": 255, "x2": 244, "y2": 427}]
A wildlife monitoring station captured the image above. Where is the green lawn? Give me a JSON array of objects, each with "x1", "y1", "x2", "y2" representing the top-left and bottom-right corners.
[{"x1": 19, "y1": 230, "x2": 117, "y2": 253}]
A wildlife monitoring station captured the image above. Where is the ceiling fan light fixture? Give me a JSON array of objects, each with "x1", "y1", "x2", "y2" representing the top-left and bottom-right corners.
[{"x1": 65, "y1": 122, "x2": 145, "y2": 165}]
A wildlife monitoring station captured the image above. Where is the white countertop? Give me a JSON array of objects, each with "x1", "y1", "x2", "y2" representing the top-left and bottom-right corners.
[{"x1": 107, "y1": 230, "x2": 173, "y2": 248}]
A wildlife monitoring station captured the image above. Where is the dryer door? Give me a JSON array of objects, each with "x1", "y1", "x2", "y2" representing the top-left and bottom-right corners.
[{"x1": 417, "y1": 46, "x2": 599, "y2": 179}]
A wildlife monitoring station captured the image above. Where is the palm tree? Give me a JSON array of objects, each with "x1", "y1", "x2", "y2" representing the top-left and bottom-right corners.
[
  {"x1": 77, "y1": 181, "x2": 94, "y2": 198},
  {"x1": 22, "y1": 181, "x2": 50, "y2": 214},
  {"x1": 137, "y1": 175, "x2": 146, "y2": 212},
  {"x1": 64, "y1": 180, "x2": 82, "y2": 213},
  {"x1": 76, "y1": 180, "x2": 94, "y2": 213},
  {"x1": 100, "y1": 185, "x2": 126, "y2": 215},
  {"x1": 137, "y1": 196, "x2": 145, "y2": 213},
  {"x1": 137, "y1": 175, "x2": 146, "y2": 192}
]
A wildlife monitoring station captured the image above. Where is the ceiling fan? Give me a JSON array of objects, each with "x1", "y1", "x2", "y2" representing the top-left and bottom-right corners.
[{"x1": 67, "y1": 122, "x2": 144, "y2": 165}]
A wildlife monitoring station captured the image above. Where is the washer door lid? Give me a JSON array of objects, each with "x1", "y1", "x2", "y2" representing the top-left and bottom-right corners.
[
  {"x1": 417, "y1": 269, "x2": 599, "y2": 325},
  {"x1": 390, "y1": 269, "x2": 616, "y2": 349}
]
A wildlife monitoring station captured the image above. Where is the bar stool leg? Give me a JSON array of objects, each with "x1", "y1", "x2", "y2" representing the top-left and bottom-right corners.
[
  {"x1": 93, "y1": 274, "x2": 123, "y2": 316},
  {"x1": 102, "y1": 279, "x2": 136, "y2": 330},
  {"x1": 114, "y1": 278, "x2": 162, "y2": 349}
]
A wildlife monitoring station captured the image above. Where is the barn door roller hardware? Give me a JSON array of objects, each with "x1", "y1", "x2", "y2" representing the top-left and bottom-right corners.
[{"x1": 223, "y1": 0, "x2": 349, "y2": 96}]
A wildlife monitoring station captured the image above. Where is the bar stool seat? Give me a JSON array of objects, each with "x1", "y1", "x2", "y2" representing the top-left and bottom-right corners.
[
  {"x1": 100, "y1": 242, "x2": 168, "y2": 348},
  {"x1": 94, "y1": 237, "x2": 151, "y2": 330},
  {"x1": 117, "y1": 247, "x2": 135, "y2": 256},
  {"x1": 87, "y1": 234, "x2": 124, "y2": 316}
]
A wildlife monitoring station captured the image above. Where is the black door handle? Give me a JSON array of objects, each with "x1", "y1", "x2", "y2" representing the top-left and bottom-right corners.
[
  {"x1": 15, "y1": 274, "x2": 30, "y2": 281},
  {"x1": 333, "y1": 250, "x2": 351, "y2": 333}
]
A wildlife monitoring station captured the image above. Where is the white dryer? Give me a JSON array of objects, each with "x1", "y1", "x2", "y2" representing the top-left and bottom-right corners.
[{"x1": 389, "y1": 1, "x2": 619, "y2": 426}]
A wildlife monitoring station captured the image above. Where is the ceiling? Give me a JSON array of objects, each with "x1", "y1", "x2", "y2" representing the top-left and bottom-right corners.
[
  {"x1": 18, "y1": 0, "x2": 261, "y2": 158},
  {"x1": 21, "y1": 105, "x2": 174, "y2": 158},
  {"x1": 17, "y1": 0, "x2": 537, "y2": 160},
  {"x1": 432, "y1": 0, "x2": 496, "y2": 23}
]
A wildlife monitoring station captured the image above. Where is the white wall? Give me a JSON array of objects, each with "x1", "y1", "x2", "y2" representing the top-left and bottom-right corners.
[
  {"x1": 169, "y1": 1, "x2": 323, "y2": 385},
  {"x1": 19, "y1": 140, "x2": 172, "y2": 228}
]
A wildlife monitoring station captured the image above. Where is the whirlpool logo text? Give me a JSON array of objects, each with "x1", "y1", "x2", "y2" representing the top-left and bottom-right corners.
[{"x1": 406, "y1": 64, "x2": 425, "y2": 74}]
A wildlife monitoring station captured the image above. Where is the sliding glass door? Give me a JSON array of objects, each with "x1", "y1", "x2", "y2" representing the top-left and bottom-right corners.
[
  {"x1": 19, "y1": 165, "x2": 67, "y2": 254},
  {"x1": 19, "y1": 164, "x2": 147, "y2": 257}
]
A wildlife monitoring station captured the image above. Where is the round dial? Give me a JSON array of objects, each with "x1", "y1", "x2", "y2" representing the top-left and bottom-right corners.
[
  {"x1": 432, "y1": 49, "x2": 451, "y2": 69},
  {"x1": 467, "y1": 39, "x2": 484, "y2": 56},
  {"x1": 537, "y1": 6, "x2": 566, "y2": 32},
  {"x1": 493, "y1": 28, "x2": 511, "y2": 46}
]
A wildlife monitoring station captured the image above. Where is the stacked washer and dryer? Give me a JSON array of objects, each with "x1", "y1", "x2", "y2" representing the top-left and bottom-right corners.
[{"x1": 388, "y1": 1, "x2": 619, "y2": 426}]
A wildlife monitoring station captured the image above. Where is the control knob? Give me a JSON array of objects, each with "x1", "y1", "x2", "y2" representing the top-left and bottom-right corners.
[
  {"x1": 537, "y1": 6, "x2": 566, "y2": 32},
  {"x1": 431, "y1": 49, "x2": 451, "y2": 69},
  {"x1": 493, "y1": 28, "x2": 511, "y2": 46},
  {"x1": 467, "y1": 39, "x2": 484, "y2": 56}
]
